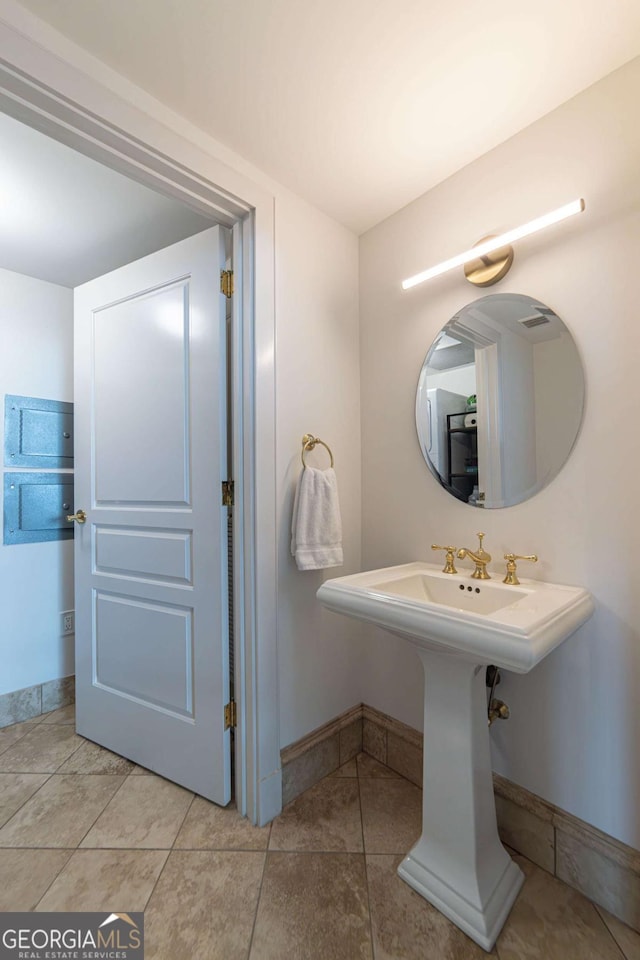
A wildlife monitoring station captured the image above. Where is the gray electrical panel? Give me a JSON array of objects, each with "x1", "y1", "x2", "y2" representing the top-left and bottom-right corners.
[
  {"x1": 4, "y1": 395, "x2": 73, "y2": 468},
  {"x1": 3, "y1": 395, "x2": 74, "y2": 546},
  {"x1": 3, "y1": 472, "x2": 74, "y2": 545}
]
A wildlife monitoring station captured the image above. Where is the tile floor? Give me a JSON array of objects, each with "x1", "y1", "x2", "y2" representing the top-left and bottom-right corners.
[{"x1": 0, "y1": 706, "x2": 638, "y2": 959}]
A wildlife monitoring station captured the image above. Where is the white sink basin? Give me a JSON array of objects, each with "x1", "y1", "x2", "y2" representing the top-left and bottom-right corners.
[
  {"x1": 317, "y1": 560, "x2": 594, "y2": 951},
  {"x1": 371, "y1": 570, "x2": 528, "y2": 613},
  {"x1": 317, "y1": 561, "x2": 594, "y2": 673}
]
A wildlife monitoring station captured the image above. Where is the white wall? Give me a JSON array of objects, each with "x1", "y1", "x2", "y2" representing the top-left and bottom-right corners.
[
  {"x1": 0, "y1": 267, "x2": 74, "y2": 694},
  {"x1": 533, "y1": 333, "x2": 584, "y2": 485},
  {"x1": 498, "y1": 329, "x2": 537, "y2": 502},
  {"x1": 359, "y1": 56, "x2": 640, "y2": 849},
  {"x1": 424, "y1": 365, "x2": 476, "y2": 397},
  {"x1": 276, "y1": 193, "x2": 362, "y2": 748}
]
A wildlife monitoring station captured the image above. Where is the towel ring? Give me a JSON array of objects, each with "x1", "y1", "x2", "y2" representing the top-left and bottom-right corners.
[{"x1": 301, "y1": 433, "x2": 334, "y2": 468}]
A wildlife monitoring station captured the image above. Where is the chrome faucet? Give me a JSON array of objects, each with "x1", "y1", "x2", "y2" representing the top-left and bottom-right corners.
[{"x1": 457, "y1": 532, "x2": 492, "y2": 580}]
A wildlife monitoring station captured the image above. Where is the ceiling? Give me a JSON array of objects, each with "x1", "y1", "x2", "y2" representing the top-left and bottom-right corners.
[
  {"x1": 0, "y1": 111, "x2": 214, "y2": 286},
  {"x1": 14, "y1": 0, "x2": 640, "y2": 234}
]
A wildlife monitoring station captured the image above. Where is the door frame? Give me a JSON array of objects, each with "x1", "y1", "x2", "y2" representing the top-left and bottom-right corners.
[{"x1": 0, "y1": 17, "x2": 281, "y2": 824}]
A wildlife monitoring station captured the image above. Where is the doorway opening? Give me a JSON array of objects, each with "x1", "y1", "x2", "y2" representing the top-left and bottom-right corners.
[
  {"x1": 0, "y1": 109, "x2": 242, "y2": 812},
  {"x1": 0, "y1": 41, "x2": 281, "y2": 826}
]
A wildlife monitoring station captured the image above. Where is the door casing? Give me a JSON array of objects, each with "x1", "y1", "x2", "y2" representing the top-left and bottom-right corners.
[{"x1": 0, "y1": 26, "x2": 281, "y2": 825}]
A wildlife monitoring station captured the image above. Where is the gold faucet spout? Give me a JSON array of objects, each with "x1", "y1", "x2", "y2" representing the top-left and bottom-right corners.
[{"x1": 457, "y1": 533, "x2": 492, "y2": 580}]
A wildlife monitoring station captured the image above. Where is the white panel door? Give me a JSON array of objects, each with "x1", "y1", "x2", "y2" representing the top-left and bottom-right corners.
[{"x1": 73, "y1": 226, "x2": 230, "y2": 804}]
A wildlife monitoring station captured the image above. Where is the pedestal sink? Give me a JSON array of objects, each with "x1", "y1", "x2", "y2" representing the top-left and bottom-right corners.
[{"x1": 317, "y1": 562, "x2": 594, "y2": 951}]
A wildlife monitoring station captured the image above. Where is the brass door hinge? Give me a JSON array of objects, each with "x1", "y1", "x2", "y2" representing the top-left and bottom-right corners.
[
  {"x1": 224, "y1": 700, "x2": 237, "y2": 730},
  {"x1": 222, "y1": 480, "x2": 234, "y2": 507},
  {"x1": 220, "y1": 269, "x2": 234, "y2": 299}
]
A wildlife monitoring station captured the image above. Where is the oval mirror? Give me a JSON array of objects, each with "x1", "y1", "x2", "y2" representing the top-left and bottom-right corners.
[{"x1": 416, "y1": 293, "x2": 585, "y2": 508}]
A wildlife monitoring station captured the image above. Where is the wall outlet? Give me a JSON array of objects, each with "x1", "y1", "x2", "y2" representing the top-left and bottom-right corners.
[{"x1": 61, "y1": 611, "x2": 75, "y2": 635}]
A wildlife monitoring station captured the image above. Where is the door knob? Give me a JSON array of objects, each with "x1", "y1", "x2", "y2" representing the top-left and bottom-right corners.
[{"x1": 67, "y1": 509, "x2": 87, "y2": 524}]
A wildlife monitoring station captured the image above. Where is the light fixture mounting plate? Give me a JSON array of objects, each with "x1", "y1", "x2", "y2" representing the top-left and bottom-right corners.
[{"x1": 464, "y1": 236, "x2": 514, "y2": 287}]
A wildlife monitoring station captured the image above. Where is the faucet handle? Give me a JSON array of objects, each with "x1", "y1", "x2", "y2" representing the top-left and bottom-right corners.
[
  {"x1": 503, "y1": 553, "x2": 538, "y2": 585},
  {"x1": 431, "y1": 544, "x2": 458, "y2": 575}
]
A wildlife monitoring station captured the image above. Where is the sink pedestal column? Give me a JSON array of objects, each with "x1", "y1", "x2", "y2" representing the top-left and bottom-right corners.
[{"x1": 397, "y1": 649, "x2": 524, "y2": 951}]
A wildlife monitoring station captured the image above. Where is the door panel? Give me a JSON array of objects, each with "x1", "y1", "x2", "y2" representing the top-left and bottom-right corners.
[
  {"x1": 74, "y1": 226, "x2": 230, "y2": 804},
  {"x1": 94, "y1": 526, "x2": 192, "y2": 583},
  {"x1": 94, "y1": 591, "x2": 194, "y2": 716},
  {"x1": 93, "y1": 282, "x2": 191, "y2": 504}
]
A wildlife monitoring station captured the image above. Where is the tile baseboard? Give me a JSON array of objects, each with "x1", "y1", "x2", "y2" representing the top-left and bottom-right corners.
[
  {"x1": 0, "y1": 676, "x2": 75, "y2": 727},
  {"x1": 493, "y1": 771, "x2": 640, "y2": 933},
  {"x1": 281, "y1": 702, "x2": 640, "y2": 934},
  {"x1": 281, "y1": 705, "x2": 362, "y2": 807}
]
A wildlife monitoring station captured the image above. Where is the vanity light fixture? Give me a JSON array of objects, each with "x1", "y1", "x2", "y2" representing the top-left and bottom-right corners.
[{"x1": 402, "y1": 198, "x2": 585, "y2": 290}]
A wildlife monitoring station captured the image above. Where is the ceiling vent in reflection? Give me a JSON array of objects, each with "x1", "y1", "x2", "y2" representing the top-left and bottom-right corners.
[{"x1": 519, "y1": 313, "x2": 551, "y2": 329}]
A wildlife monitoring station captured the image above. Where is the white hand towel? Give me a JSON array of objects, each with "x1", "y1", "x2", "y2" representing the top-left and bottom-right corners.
[{"x1": 291, "y1": 466, "x2": 343, "y2": 571}]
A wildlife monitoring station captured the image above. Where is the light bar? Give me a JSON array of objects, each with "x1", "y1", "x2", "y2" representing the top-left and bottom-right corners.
[{"x1": 402, "y1": 198, "x2": 585, "y2": 290}]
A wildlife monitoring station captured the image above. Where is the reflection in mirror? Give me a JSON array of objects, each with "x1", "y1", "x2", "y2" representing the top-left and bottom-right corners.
[{"x1": 416, "y1": 294, "x2": 584, "y2": 508}]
